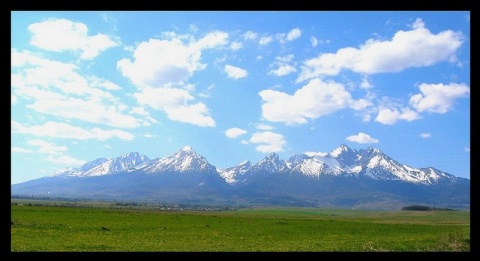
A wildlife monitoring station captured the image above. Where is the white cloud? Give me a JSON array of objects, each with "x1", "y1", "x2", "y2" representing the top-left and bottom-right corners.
[
  {"x1": 375, "y1": 107, "x2": 421, "y2": 125},
  {"x1": 143, "y1": 132, "x2": 157, "y2": 138},
  {"x1": 224, "y1": 64, "x2": 248, "y2": 79},
  {"x1": 297, "y1": 19, "x2": 464, "y2": 82},
  {"x1": 11, "y1": 50, "x2": 141, "y2": 129},
  {"x1": 117, "y1": 31, "x2": 228, "y2": 88},
  {"x1": 346, "y1": 132, "x2": 379, "y2": 144},
  {"x1": 105, "y1": 145, "x2": 113, "y2": 149},
  {"x1": 248, "y1": 131, "x2": 285, "y2": 153},
  {"x1": 310, "y1": 36, "x2": 318, "y2": 47},
  {"x1": 420, "y1": 133, "x2": 431, "y2": 138},
  {"x1": 193, "y1": 31, "x2": 229, "y2": 50},
  {"x1": 360, "y1": 77, "x2": 373, "y2": 89},
  {"x1": 28, "y1": 18, "x2": 118, "y2": 60},
  {"x1": 46, "y1": 155, "x2": 87, "y2": 166},
  {"x1": 12, "y1": 120, "x2": 135, "y2": 141},
  {"x1": 256, "y1": 55, "x2": 263, "y2": 61},
  {"x1": 409, "y1": 83, "x2": 470, "y2": 113},
  {"x1": 286, "y1": 27, "x2": 302, "y2": 41},
  {"x1": 28, "y1": 97, "x2": 141, "y2": 129},
  {"x1": 255, "y1": 123, "x2": 274, "y2": 130},
  {"x1": 11, "y1": 95, "x2": 17, "y2": 104},
  {"x1": 134, "y1": 87, "x2": 215, "y2": 127},
  {"x1": 11, "y1": 147, "x2": 33, "y2": 153},
  {"x1": 259, "y1": 36, "x2": 273, "y2": 46},
  {"x1": 269, "y1": 65, "x2": 297, "y2": 77},
  {"x1": 230, "y1": 41, "x2": 243, "y2": 51},
  {"x1": 243, "y1": 31, "x2": 258, "y2": 41},
  {"x1": 259, "y1": 78, "x2": 357, "y2": 125},
  {"x1": 27, "y1": 139, "x2": 68, "y2": 154},
  {"x1": 225, "y1": 128, "x2": 248, "y2": 138},
  {"x1": 268, "y1": 54, "x2": 297, "y2": 77},
  {"x1": 465, "y1": 146, "x2": 470, "y2": 153}
]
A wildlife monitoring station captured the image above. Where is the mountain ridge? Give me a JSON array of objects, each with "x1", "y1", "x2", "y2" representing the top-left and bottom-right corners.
[{"x1": 12, "y1": 144, "x2": 470, "y2": 210}]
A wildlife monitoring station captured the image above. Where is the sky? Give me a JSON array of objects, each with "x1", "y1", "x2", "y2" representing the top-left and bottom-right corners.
[{"x1": 11, "y1": 11, "x2": 470, "y2": 184}]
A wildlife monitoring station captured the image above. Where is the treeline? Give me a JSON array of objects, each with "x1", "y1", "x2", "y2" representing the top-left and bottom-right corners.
[{"x1": 401, "y1": 205, "x2": 456, "y2": 211}]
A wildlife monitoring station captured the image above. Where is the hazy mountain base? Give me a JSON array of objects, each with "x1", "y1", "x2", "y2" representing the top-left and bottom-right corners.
[{"x1": 11, "y1": 171, "x2": 470, "y2": 210}]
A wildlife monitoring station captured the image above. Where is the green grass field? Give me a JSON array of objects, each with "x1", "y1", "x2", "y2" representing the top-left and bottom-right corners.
[{"x1": 11, "y1": 200, "x2": 470, "y2": 252}]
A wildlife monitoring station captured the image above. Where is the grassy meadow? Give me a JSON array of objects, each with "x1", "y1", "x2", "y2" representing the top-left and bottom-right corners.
[{"x1": 11, "y1": 200, "x2": 470, "y2": 252}]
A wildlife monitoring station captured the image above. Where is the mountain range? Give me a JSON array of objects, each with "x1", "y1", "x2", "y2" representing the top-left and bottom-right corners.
[{"x1": 11, "y1": 144, "x2": 470, "y2": 210}]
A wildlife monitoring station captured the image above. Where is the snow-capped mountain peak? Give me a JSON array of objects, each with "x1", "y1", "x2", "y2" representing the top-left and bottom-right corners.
[{"x1": 141, "y1": 146, "x2": 216, "y2": 174}]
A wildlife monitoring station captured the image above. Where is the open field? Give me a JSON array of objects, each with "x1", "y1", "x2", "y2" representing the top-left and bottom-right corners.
[{"x1": 11, "y1": 199, "x2": 470, "y2": 252}]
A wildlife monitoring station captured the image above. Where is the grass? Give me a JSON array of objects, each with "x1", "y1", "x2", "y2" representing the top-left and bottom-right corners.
[{"x1": 11, "y1": 202, "x2": 470, "y2": 252}]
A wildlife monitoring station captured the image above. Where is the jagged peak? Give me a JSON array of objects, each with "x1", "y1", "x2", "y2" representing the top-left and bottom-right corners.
[{"x1": 330, "y1": 144, "x2": 354, "y2": 157}]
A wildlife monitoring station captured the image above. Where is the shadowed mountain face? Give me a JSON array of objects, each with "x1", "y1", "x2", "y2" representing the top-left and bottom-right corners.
[{"x1": 12, "y1": 145, "x2": 470, "y2": 210}]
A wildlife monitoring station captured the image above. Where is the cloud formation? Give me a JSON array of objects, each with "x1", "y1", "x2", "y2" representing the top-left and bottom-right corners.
[
  {"x1": 346, "y1": 132, "x2": 379, "y2": 144},
  {"x1": 248, "y1": 131, "x2": 286, "y2": 153},
  {"x1": 46, "y1": 155, "x2": 87, "y2": 166},
  {"x1": 259, "y1": 78, "x2": 361, "y2": 125},
  {"x1": 12, "y1": 121, "x2": 135, "y2": 141},
  {"x1": 224, "y1": 64, "x2": 248, "y2": 79},
  {"x1": 27, "y1": 139, "x2": 68, "y2": 154},
  {"x1": 420, "y1": 133, "x2": 431, "y2": 138},
  {"x1": 28, "y1": 18, "x2": 118, "y2": 60},
  {"x1": 297, "y1": 18, "x2": 464, "y2": 82},
  {"x1": 134, "y1": 87, "x2": 215, "y2": 127},
  {"x1": 268, "y1": 54, "x2": 297, "y2": 77},
  {"x1": 409, "y1": 83, "x2": 470, "y2": 113},
  {"x1": 118, "y1": 31, "x2": 228, "y2": 88},
  {"x1": 11, "y1": 50, "x2": 141, "y2": 129},
  {"x1": 225, "y1": 128, "x2": 248, "y2": 138}
]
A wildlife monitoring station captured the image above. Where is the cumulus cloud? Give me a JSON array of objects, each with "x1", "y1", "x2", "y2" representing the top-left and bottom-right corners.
[
  {"x1": 27, "y1": 139, "x2": 68, "y2": 154},
  {"x1": 28, "y1": 18, "x2": 118, "y2": 60},
  {"x1": 134, "y1": 87, "x2": 215, "y2": 127},
  {"x1": 286, "y1": 27, "x2": 302, "y2": 41},
  {"x1": 46, "y1": 155, "x2": 87, "y2": 166},
  {"x1": 225, "y1": 128, "x2": 247, "y2": 138},
  {"x1": 420, "y1": 133, "x2": 431, "y2": 138},
  {"x1": 11, "y1": 50, "x2": 141, "y2": 129},
  {"x1": 259, "y1": 36, "x2": 273, "y2": 46},
  {"x1": 224, "y1": 64, "x2": 248, "y2": 79},
  {"x1": 12, "y1": 120, "x2": 135, "y2": 141},
  {"x1": 297, "y1": 18, "x2": 464, "y2": 82},
  {"x1": 247, "y1": 131, "x2": 285, "y2": 153},
  {"x1": 259, "y1": 78, "x2": 359, "y2": 125},
  {"x1": 409, "y1": 83, "x2": 470, "y2": 113},
  {"x1": 268, "y1": 54, "x2": 297, "y2": 77},
  {"x1": 243, "y1": 31, "x2": 258, "y2": 41},
  {"x1": 117, "y1": 31, "x2": 228, "y2": 88},
  {"x1": 375, "y1": 107, "x2": 421, "y2": 125},
  {"x1": 346, "y1": 132, "x2": 379, "y2": 144},
  {"x1": 230, "y1": 41, "x2": 243, "y2": 51}
]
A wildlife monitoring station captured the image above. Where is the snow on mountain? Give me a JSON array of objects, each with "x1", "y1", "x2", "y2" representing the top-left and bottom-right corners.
[
  {"x1": 52, "y1": 144, "x2": 463, "y2": 186},
  {"x1": 328, "y1": 144, "x2": 360, "y2": 166},
  {"x1": 248, "y1": 153, "x2": 288, "y2": 174},
  {"x1": 81, "y1": 152, "x2": 150, "y2": 177},
  {"x1": 217, "y1": 160, "x2": 252, "y2": 184},
  {"x1": 53, "y1": 152, "x2": 150, "y2": 177},
  {"x1": 141, "y1": 146, "x2": 217, "y2": 174}
]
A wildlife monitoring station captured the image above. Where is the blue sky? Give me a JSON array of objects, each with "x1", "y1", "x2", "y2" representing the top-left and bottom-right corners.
[{"x1": 11, "y1": 11, "x2": 470, "y2": 184}]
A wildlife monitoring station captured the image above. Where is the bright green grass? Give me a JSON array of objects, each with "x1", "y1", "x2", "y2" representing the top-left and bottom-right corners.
[{"x1": 11, "y1": 203, "x2": 470, "y2": 252}]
